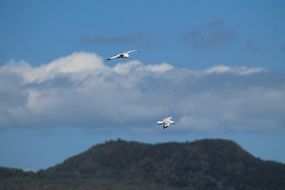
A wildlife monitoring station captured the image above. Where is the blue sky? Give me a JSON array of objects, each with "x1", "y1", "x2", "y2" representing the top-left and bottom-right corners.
[{"x1": 0, "y1": 0, "x2": 285, "y2": 170}]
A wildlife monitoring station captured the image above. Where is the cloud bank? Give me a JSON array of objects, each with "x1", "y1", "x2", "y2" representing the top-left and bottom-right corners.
[{"x1": 0, "y1": 52, "x2": 284, "y2": 134}]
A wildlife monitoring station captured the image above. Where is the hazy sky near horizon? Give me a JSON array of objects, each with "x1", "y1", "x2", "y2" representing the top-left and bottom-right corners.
[{"x1": 1, "y1": 0, "x2": 285, "y2": 170}]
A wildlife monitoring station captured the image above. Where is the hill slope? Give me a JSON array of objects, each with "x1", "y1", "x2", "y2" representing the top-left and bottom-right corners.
[{"x1": 1, "y1": 139, "x2": 285, "y2": 190}]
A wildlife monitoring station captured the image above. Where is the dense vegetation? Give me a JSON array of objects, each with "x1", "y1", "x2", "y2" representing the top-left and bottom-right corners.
[{"x1": 1, "y1": 139, "x2": 285, "y2": 190}]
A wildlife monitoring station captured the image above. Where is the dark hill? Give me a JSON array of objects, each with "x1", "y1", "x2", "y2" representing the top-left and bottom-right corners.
[{"x1": 1, "y1": 139, "x2": 285, "y2": 190}]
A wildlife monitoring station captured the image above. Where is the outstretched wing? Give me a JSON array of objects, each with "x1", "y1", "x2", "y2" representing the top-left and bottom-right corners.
[
  {"x1": 106, "y1": 53, "x2": 120, "y2": 60},
  {"x1": 157, "y1": 121, "x2": 163, "y2": 125},
  {"x1": 126, "y1": 50, "x2": 139, "y2": 54}
]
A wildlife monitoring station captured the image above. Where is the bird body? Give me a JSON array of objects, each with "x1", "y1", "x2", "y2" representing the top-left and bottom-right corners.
[
  {"x1": 157, "y1": 117, "x2": 175, "y2": 129},
  {"x1": 106, "y1": 50, "x2": 139, "y2": 61}
]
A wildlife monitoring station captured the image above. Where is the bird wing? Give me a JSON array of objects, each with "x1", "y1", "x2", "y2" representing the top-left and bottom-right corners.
[
  {"x1": 157, "y1": 121, "x2": 163, "y2": 125},
  {"x1": 106, "y1": 53, "x2": 120, "y2": 60},
  {"x1": 126, "y1": 50, "x2": 139, "y2": 54}
]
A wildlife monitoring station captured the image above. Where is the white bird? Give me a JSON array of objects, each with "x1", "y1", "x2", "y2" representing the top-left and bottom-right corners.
[
  {"x1": 157, "y1": 117, "x2": 175, "y2": 129},
  {"x1": 106, "y1": 50, "x2": 139, "y2": 61}
]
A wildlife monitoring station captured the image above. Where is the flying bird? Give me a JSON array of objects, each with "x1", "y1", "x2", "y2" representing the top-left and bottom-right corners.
[
  {"x1": 106, "y1": 50, "x2": 139, "y2": 61},
  {"x1": 157, "y1": 117, "x2": 175, "y2": 129}
]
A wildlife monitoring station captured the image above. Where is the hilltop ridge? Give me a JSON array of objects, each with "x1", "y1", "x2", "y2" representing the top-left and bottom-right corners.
[{"x1": 1, "y1": 139, "x2": 285, "y2": 190}]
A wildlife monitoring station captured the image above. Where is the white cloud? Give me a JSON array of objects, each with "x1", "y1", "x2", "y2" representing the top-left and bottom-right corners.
[
  {"x1": 0, "y1": 52, "x2": 284, "y2": 134},
  {"x1": 144, "y1": 63, "x2": 174, "y2": 73},
  {"x1": 113, "y1": 61, "x2": 173, "y2": 74},
  {"x1": 205, "y1": 65, "x2": 266, "y2": 75},
  {"x1": 114, "y1": 61, "x2": 142, "y2": 74}
]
